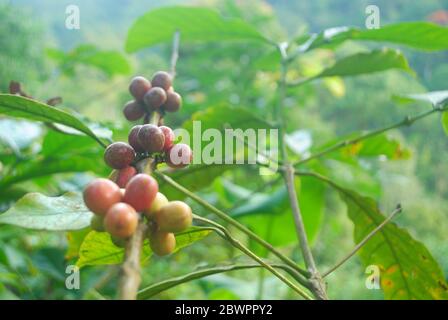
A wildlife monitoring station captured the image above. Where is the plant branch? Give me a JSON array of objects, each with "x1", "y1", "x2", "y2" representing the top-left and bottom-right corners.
[
  {"x1": 294, "y1": 104, "x2": 448, "y2": 167},
  {"x1": 275, "y1": 44, "x2": 328, "y2": 300},
  {"x1": 169, "y1": 31, "x2": 180, "y2": 78},
  {"x1": 193, "y1": 215, "x2": 313, "y2": 299},
  {"x1": 153, "y1": 170, "x2": 309, "y2": 278},
  {"x1": 322, "y1": 205, "x2": 402, "y2": 278}
]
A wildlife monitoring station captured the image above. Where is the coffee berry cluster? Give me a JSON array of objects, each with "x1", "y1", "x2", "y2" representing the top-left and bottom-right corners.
[{"x1": 82, "y1": 71, "x2": 193, "y2": 256}]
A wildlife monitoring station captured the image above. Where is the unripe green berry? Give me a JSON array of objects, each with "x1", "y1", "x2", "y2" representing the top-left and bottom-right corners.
[
  {"x1": 149, "y1": 231, "x2": 176, "y2": 256},
  {"x1": 144, "y1": 192, "x2": 169, "y2": 218},
  {"x1": 155, "y1": 201, "x2": 192, "y2": 233}
]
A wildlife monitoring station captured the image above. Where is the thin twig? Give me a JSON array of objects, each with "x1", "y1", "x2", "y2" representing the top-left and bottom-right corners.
[
  {"x1": 170, "y1": 31, "x2": 180, "y2": 78},
  {"x1": 294, "y1": 105, "x2": 448, "y2": 167},
  {"x1": 193, "y1": 215, "x2": 313, "y2": 299},
  {"x1": 275, "y1": 45, "x2": 328, "y2": 300},
  {"x1": 322, "y1": 205, "x2": 402, "y2": 278},
  {"x1": 153, "y1": 170, "x2": 309, "y2": 278}
]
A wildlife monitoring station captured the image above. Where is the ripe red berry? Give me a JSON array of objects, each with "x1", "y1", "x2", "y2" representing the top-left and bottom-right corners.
[
  {"x1": 155, "y1": 201, "x2": 192, "y2": 233},
  {"x1": 129, "y1": 76, "x2": 151, "y2": 102},
  {"x1": 137, "y1": 124, "x2": 165, "y2": 153},
  {"x1": 143, "y1": 87, "x2": 167, "y2": 110},
  {"x1": 159, "y1": 126, "x2": 175, "y2": 151},
  {"x1": 83, "y1": 178, "x2": 122, "y2": 216},
  {"x1": 123, "y1": 100, "x2": 145, "y2": 121},
  {"x1": 104, "y1": 203, "x2": 139, "y2": 239},
  {"x1": 123, "y1": 174, "x2": 158, "y2": 212},
  {"x1": 166, "y1": 143, "x2": 192, "y2": 168},
  {"x1": 162, "y1": 91, "x2": 182, "y2": 113},
  {"x1": 151, "y1": 71, "x2": 172, "y2": 91},
  {"x1": 109, "y1": 166, "x2": 137, "y2": 188},
  {"x1": 149, "y1": 231, "x2": 176, "y2": 256},
  {"x1": 104, "y1": 142, "x2": 136, "y2": 169},
  {"x1": 128, "y1": 125, "x2": 144, "y2": 153}
]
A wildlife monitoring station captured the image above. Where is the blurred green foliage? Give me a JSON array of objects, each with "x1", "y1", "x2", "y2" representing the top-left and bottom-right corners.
[{"x1": 0, "y1": 0, "x2": 447, "y2": 300}]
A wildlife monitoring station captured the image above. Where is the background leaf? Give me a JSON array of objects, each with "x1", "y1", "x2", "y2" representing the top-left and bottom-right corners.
[
  {"x1": 339, "y1": 188, "x2": 448, "y2": 299},
  {"x1": 125, "y1": 6, "x2": 268, "y2": 52},
  {"x1": 0, "y1": 192, "x2": 92, "y2": 231}
]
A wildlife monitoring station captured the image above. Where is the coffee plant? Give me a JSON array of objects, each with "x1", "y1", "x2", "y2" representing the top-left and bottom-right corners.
[{"x1": 0, "y1": 5, "x2": 448, "y2": 300}]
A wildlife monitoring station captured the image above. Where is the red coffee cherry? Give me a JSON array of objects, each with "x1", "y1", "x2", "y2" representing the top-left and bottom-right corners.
[
  {"x1": 143, "y1": 87, "x2": 167, "y2": 110},
  {"x1": 129, "y1": 76, "x2": 151, "y2": 102},
  {"x1": 83, "y1": 178, "x2": 122, "y2": 216},
  {"x1": 109, "y1": 166, "x2": 137, "y2": 188},
  {"x1": 151, "y1": 71, "x2": 172, "y2": 91},
  {"x1": 123, "y1": 174, "x2": 158, "y2": 212},
  {"x1": 104, "y1": 142, "x2": 136, "y2": 169},
  {"x1": 123, "y1": 100, "x2": 145, "y2": 121},
  {"x1": 128, "y1": 125, "x2": 144, "y2": 153},
  {"x1": 137, "y1": 124, "x2": 165, "y2": 153},
  {"x1": 159, "y1": 126, "x2": 175, "y2": 151},
  {"x1": 149, "y1": 231, "x2": 176, "y2": 256},
  {"x1": 144, "y1": 192, "x2": 169, "y2": 218},
  {"x1": 104, "y1": 202, "x2": 139, "y2": 239},
  {"x1": 166, "y1": 143, "x2": 192, "y2": 168},
  {"x1": 163, "y1": 91, "x2": 182, "y2": 113},
  {"x1": 154, "y1": 201, "x2": 192, "y2": 233}
]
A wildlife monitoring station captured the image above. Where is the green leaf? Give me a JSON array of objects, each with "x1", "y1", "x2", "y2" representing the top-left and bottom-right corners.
[
  {"x1": 0, "y1": 94, "x2": 105, "y2": 147},
  {"x1": 138, "y1": 263, "x2": 266, "y2": 299},
  {"x1": 47, "y1": 45, "x2": 131, "y2": 77},
  {"x1": 442, "y1": 112, "x2": 448, "y2": 136},
  {"x1": 0, "y1": 155, "x2": 104, "y2": 189},
  {"x1": 76, "y1": 227, "x2": 211, "y2": 268},
  {"x1": 234, "y1": 176, "x2": 324, "y2": 246},
  {"x1": 304, "y1": 22, "x2": 448, "y2": 52},
  {"x1": 393, "y1": 90, "x2": 448, "y2": 107},
  {"x1": 339, "y1": 188, "x2": 448, "y2": 299},
  {"x1": 125, "y1": 6, "x2": 268, "y2": 53},
  {"x1": 309, "y1": 49, "x2": 412, "y2": 81},
  {"x1": 0, "y1": 192, "x2": 92, "y2": 231}
]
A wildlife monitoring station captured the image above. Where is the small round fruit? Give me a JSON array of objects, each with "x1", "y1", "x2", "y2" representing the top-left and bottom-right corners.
[
  {"x1": 149, "y1": 231, "x2": 176, "y2": 256},
  {"x1": 83, "y1": 178, "x2": 122, "y2": 216},
  {"x1": 159, "y1": 126, "x2": 175, "y2": 151},
  {"x1": 111, "y1": 236, "x2": 127, "y2": 248},
  {"x1": 151, "y1": 71, "x2": 172, "y2": 91},
  {"x1": 104, "y1": 203, "x2": 138, "y2": 239},
  {"x1": 144, "y1": 192, "x2": 169, "y2": 218},
  {"x1": 166, "y1": 143, "x2": 192, "y2": 168},
  {"x1": 137, "y1": 124, "x2": 165, "y2": 153},
  {"x1": 90, "y1": 215, "x2": 105, "y2": 232},
  {"x1": 143, "y1": 87, "x2": 167, "y2": 110},
  {"x1": 123, "y1": 100, "x2": 145, "y2": 121},
  {"x1": 129, "y1": 76, "x2": 152, "y2": 102},
  {"x1": 123, "y1": 174, "x2": 158, "y2": 212},
  {"x1": 162, "y1": 91, "x2": 182, "y2": 113},
  {"x1": 109, "y1": 166, "x2": 137, "y2": 188},
  {"x1": 128, "y1": 125, "x2": 144, "y2": 153},
  {"x1": 104, "y1": 142, "x2": 136, "y2": 169},
  {"x1": 155, "y1": 201, "x2": 192, "y2": 233}
]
